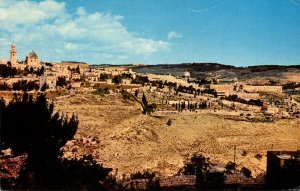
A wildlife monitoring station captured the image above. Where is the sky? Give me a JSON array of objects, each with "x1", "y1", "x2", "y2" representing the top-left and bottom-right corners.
[{"x1": 0, "y1": 0, "x2": 300, "y2": 66}]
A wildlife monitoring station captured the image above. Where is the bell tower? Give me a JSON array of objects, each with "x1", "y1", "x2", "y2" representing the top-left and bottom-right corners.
[{"x1": 10, "y1": 42, "x2": 17, "y2": 66}]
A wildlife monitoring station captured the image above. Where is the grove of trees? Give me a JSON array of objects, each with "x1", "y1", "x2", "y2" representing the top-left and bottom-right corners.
[{"x1": 0, "y1": 94, "x2": 114, "y2": 189}]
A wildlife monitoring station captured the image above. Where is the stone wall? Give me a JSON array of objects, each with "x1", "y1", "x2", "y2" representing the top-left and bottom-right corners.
[
  {"x1": 243, "y1": 85, "x2": 282, "y2": 94},
  {"x1": 209, "y1": 84, "x2": 234, "y2": 92},
  {"x1": 159, "y1": 175, "x2": 196, "y2": 187}
]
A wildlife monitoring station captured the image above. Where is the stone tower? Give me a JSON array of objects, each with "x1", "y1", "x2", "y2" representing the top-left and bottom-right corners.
[{"x1": 10, "y1": 42, "x2": 17, "y2": 66}]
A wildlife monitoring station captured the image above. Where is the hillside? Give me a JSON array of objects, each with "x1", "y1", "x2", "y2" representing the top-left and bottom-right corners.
[
  {"x1": 55, "y1": 93, "x2": 300, "y2": 178},
  {"x1": 133, "y1": 63, "x2": 300, "y2": 84}
]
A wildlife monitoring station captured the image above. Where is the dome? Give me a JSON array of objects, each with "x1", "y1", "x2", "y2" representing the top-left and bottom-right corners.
[
  {"x1": 28, "y1": 50, "x2": 38, "y2": 58},
  {"x1": 183, "y1": 71, "x2": 191, "y2": 78}
]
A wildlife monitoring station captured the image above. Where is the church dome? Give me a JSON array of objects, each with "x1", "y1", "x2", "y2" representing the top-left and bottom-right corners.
[
  {"x1": 28, "y1": 50, "x2": 38, "y2": 58},
  {"x1": 183, "y1": 71, "x2": 191, "y2": 78}
]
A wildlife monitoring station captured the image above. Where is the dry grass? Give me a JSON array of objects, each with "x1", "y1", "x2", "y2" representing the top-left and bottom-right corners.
[{"x1": 55, "y1": 93, "x2": 300, "y2": 178}]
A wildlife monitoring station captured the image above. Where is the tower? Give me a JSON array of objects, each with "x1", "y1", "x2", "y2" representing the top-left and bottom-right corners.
[{"x1": 10, "y1": 42, "x2": 17, "y2": 66}]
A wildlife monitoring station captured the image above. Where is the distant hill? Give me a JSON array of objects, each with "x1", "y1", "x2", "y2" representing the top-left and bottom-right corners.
[
  {"x1": 138, "y1": 63, "x2": 238, "y2": 70},
  {"x1": 61, "y1": 61, "x2": 87, "y2": 65},
  {"x1": 246, "y1": 65, "x2": 300, "y2": 72},
  {"x1": 132, "y1": 63, "x2": 300, "y2": 82}
]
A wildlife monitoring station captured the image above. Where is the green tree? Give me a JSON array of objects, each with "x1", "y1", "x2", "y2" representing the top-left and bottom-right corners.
[{"x1": 0, "y1": 94, "x2": 113, "y2": 190}]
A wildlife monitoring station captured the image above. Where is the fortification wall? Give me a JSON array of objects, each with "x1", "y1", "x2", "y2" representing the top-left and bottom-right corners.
[
  {"x1": 209, "y1": 84, "x2": 234, "y2": 92},
  {"x1": 244, "y1": 85, "x2": 282, "y2": 93}
]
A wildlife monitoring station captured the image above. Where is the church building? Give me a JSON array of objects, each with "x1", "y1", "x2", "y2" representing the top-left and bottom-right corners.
[
  {"x1": 26, "y1": 50, "x2": 40, "y2": 68},
  {"x1": 10, "y1": 42, "x2": 18, "y2": 67},
  {"x1": 8, "y1": 42, "x2": 41, "y2": 69}
]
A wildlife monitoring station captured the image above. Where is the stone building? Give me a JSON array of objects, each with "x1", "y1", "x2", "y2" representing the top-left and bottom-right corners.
[
  {"x1": 86, "y1": 73, "x2": 98, "y2": 82},
  {"x1": 266, "y1": 151, "x2": 300, "y2": 189},
  {"x1": 182, "y1": 71, "x2": 191, "y2": 80},
  {"x1": 71, "y1": 72, "x2": 81, "y2": 80},
  {"x1": 243, "y1": 85, "x2": 282, "y2": 94},
  {"x1": 10, "y1": 42, "x2": 18, "y2": 67},
  {"x1": 8, "y1": 43, "x2": 25, "y2": 69},
  {"x1": 209, "y1": 84, "x2": 234, "y2": 93},
  {"x1": 39, "y1": 76, "x2": 57, "y2": 90},
  {"x1": 26, "y1": 50, "x2": 40, "y2": 68},
  {"x1": 121, "y1": 78, "x2": 131, "y2": 85}
]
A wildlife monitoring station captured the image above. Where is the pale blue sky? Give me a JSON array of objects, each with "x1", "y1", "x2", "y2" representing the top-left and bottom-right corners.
[{"x1": 0, "y1": 0, "x2": 300, "y2": 66}]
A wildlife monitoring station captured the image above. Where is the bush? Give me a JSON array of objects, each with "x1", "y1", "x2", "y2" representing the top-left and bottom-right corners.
[
  {"x1": 180, "y1": 154, "x2": 225, "y2": 189},
  {"x1": 240, "y1": 167, "x2": 252, "y2": 178},
  {"x1": 241, "y1": 150, "x2": 248, "y2": 156},
  {"x1": 225, "y1": 161, "x2": 236, "y2": 171},
  {"x1": 255, "y1": 153, "x2": 262, "y2": 160},
  {"x1": 144, "y1": 103, "x2": 157, "y2": 114},
  {"x1": 166, "y1": 119, "x2": 172, "y2": 126},
  {"x1": 121, "y1": 90, "x2": 134, "y2": 101},
  {"x1": 180, "y1": 154, "x2": 210, "y2": 175},
  {"x1": 92, "y1": 88, "x2": 109, "y2": 96},
  {"x1": 130, "y1": 170, "x2": 156, "y2": 180},
  {"x1": 130, "y1": 170, "x2": 159, "y2": 190}
]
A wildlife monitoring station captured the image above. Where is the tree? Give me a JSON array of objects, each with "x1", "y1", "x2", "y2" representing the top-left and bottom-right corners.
[
  {"x1": 40, "y1": 82, "x2": 49, "y2": 91},
  {"x1": 75, "y1": 65, "x2": 80, "y2": 73},
  {"x1": 180, "y1": 154, "x2": 211, "y2": 189},
  {"x1": 225, "y1": 161, "x2": 236, "y2": 171},
  {"x1": 0, "y1": 82, "x2": 11, "y2": 91},
  {"x1": 166, "y1": 119, "x2": 172, "y2": 126},
  {"x1": 57, "y1": 76, "x2": 67, "y2": 87},
  {"x1": 144, "y1": 103, "x2": 157, "y2": 114},
  {"x1": 241, "y1": 167, "x2": 252, "y2": 178},
  {"x1": 0, "y1": 94, "x2": 113, "y2": 189},
  {"x1": 0, "y1": 65, "x2": 17, "y2": 77},
  {"x1": 142, "y1": 93, "x2": 148, "y2": 107},
  {"x1": 1, "y1": 93, "x2": 78, "y2": 155},
  {"x1": 130, "y1": 170, "x2": 159, "y2": 190},
  {"x1": 100, "y1": 73, "x2": 109, "y2": 81},
  {"x1": 112, "y1": 75, "x2": 122, "y2": 84},
  {"x1": 35, "y1": 66, "x2": 45, "y2": 76},
  {"x1": 134, "y1": 89, "x2": 139, "y2": 97}
]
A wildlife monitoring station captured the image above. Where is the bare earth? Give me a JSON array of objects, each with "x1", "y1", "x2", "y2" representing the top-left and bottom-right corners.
[{"x1": 55, "y1": 93, "x2": 300, "y2": 178}]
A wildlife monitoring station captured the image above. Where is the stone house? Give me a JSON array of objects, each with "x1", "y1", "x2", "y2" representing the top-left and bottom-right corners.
[
  {"x1": 71, "y1": 72, "x2": 81, "y2": 81},
  {"x1": 39, "y1": 76, "x2": 57, "y2": 90}
]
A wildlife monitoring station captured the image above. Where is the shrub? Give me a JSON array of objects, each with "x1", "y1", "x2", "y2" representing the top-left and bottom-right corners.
[
  {"x1": 180, "y1": 154, "x2": 210, "y2": 175},
  {"x1": 144, "y1": 103, "x2": 157, "y2": 114},
  {"x1": 255, "y1": 153, "x2": 262, "y2": 160},
  {"x1": 92, "y1": 88, "x2": 109, "y2": 96},
  {"x1": 240, "y1": 167, "x2": 252, "y2": 178},
  {"x1": 130, "y1": 170, "x2": 159, "y2": 190},
  {"x1": 225, "y1": 161, "x2": 236, "y2": 171},
  {"x1": 166, "y1": 119, "x2": 172, "y2": 126},
  {"x1": 241, "y1": 150, "x2": 248, "y2": 156},
  {"x1": 92, "y1": 89, "x2": 105, "y2": 96},
  {"x1": 121, "y1": 90, "x2": 134, "y2": 101},
  {"x1": 130, "y1": 170, "x2": 156, "y2": 180}
]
